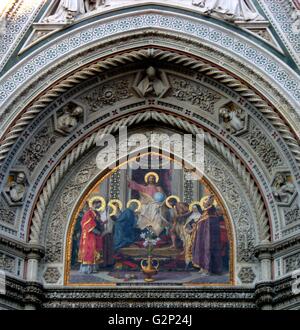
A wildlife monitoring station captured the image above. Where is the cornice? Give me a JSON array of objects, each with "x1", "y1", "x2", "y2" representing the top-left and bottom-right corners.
[
  {"x1": 1, "y1": 273, "x2": 299, "y2": 309},
  {"x1": 255, "y1": 234, "x2": 300, "y2": 258},
  {"x1": 0, "y1": 234, "x2": 45, "y2": 258}
]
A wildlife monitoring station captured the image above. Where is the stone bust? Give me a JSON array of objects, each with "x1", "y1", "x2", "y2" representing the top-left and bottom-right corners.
[{"x1": 7, "y1": 172, "x2": 27, "y2": 203}]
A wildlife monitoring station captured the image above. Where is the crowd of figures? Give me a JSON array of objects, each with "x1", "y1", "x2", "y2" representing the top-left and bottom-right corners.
[
  {"x1": 45, "y1": 0, "x2": 264, "y2": 23},
  {"x1": 72, "y1": 171, "x2": 230, "y2": 278}
]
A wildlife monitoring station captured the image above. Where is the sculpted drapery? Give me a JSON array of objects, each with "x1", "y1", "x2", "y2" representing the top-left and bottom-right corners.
[
  {"x1": 192, "y1": 0, "x2": 264, "y2": 21},
  {"x1": 45, "y1": 0, "x2": 106, "y2": 23},
  {"x1": 45, "y1": 0, "x2": 264, "y2": 23}
]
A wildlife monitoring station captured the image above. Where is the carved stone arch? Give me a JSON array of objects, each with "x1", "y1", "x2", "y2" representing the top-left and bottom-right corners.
[
  {"x1": 1, "y1": 7, "x2": 299, "y2": 113},
  {"x1": 40, "y1": 127, "x2": 261, "y2": 287},
  {"x1": 2, "y1": 54, "x2": 297, "y2": 246},
  {"x1": 1, "y1": 0, "x2": 300, "y2": 310},
  {"x1": 1, "y1": 42, "x2": 299, "y2": 167},
  {"x1": 29, "y1": 109, "x2": 268, "y2": 250},
  {"x1": 1, "y1": 34, "x2": 300, "y2": 169},
  {"x1": 1, "y1": 46, "x2": 299, "y2": 242}
]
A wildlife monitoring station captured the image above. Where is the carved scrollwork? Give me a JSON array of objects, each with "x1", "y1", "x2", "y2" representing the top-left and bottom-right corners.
[
  {"x1": 0, "y1": 199, "x2": 16, "y2": 225},
  {"x1": 18, "y1": 127, "x2": 56, "y2": 173},
  {"x1": 284, "y1": 205, "x2": 300, "y2": 226},
  {"x1": 81, "y1": 78, "x2": 133, "y2": 111},
  {"x1": 0, "y1": 252, "x2": 16, "y2": 274},
  {"x1": 171, "y1": 76, "x2": 221, "y2": 114},
  {"x1": 244, "y1": 121, "x2": 283, "y2": 172}
]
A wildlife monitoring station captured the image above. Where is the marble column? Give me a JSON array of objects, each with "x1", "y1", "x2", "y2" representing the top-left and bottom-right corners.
[
  {"x1": 254, "y1": 244, "x2": 273, "y2": 310},
  {"x1": 24, "y1": 246, "x2": 45, "y2": 310}
]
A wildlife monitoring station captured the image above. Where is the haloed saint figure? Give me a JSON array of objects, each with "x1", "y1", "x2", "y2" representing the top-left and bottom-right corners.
[{"x1": 67, "y1": 154, "x2": 232, "y2": 285}]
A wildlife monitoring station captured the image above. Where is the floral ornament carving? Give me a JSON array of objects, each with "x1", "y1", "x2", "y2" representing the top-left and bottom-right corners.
[
  {"x1": 284, "y1": 205, "x2": 300, "y2": 226},
  {"x1": 43, "y1": 267, "x2": 61, "y2": 284},
  {"x1": 0, "y1": 252, "x2": 15, "y2": 274},
  {"x1": 0, "y1": 199, "x2": 16, "y2": 225},
  {"x1": 109, "y1": 170, "x2": 121, "y2": 200},
  {"x1": 81, "y1": 79, "x2": 133, "y2": 111},
  {"x1": 284, "y1": 252, "x2": 300, "y2": 273},
  {"x1": 19, "y1": 127, "x2": 56, "y2": 172},
  {"x1": 171, "y1": 77, "x2": 221, "y2": 114},
  {"x1": 244, "y1": 121, "x2": 283, "y2": 172},
  {"x1": 238, "y1": 267, "x2": 256, "y2": 284}
]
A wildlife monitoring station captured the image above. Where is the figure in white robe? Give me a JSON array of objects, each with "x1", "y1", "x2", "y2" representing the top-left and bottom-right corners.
[
  {"x1": 45, "y1": 0, "x2": 86, "y2": 23},
  {"x1": 192, "y1": 0, "x2": 264, "y2": 21},
  {"x1": 127, "y1": 173, "x2": 168, "y2": 236},
  {"x1": 137, "y1": 194, "x2": 169, "y2": 237}
]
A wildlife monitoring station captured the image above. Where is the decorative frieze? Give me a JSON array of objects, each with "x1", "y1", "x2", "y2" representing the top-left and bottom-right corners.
[
  {"x1": 284, "y1": 252, "x2": 300, "y2": 273},
  {"x1": 109, "y1": 170, "x2": 121, "y2": 200},
  {"x1": 183, "y1": 169, "x2": 194, "y2": 204},
  {"x1": 238, "y1": 267, "x2": 256, "y2": 284},
  {"x1": 244, "y1": 121, "x2": 283, "y2": 172},
  {"x1": 0, "y1": 199, "x2": 16, "y2": 226},
  {"x1": 43, "y1": 267, "x2": 61, "y2": 284},
  {"x1": 81, "y1": 78, "x2": 133, "y2": 111},
  {"x1": 0, "y1": 252, "x2": 15, "y2": 274},
  {"x1": 284, "y1": 206, "x2": 300, "y2": 226},
  {"x1": 171, "y1": 76, "x2": 221, "y2": 114},
  {"x1": 18, "y1": 127, "x2": 56, "y2": 173}
]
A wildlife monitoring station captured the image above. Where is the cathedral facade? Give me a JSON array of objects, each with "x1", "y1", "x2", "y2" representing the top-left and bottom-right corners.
[{"x1": 0, "y1": 0, "x2": 299, "y2": 310}]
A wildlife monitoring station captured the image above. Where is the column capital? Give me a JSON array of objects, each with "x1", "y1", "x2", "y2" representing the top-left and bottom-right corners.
[
  {"x1": 25, "y1": 244, "x2": 45, "y2": 260},
  {"x1": 254, "y1": 243, "x2": 273, "y2": 261}
]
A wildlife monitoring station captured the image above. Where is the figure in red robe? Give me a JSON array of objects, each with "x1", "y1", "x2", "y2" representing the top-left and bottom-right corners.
[{"x1": 78, "y1": 197, "x2": 104, "y2": 274}]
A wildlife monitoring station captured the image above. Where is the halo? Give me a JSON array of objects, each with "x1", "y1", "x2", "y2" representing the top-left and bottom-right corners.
[
  {"x1": 144, "y1": 172, "x2": 159, "y2": 184},
  {"x1": 189, "y1": 201, "x2": 202, "y2": 212},
  {"x1": 127, "y1": 199, "x2": 142, "y2": 212},
  {"x1": 199, "y1": 195, "x2": 218, "y2": 211},
  {"x1": 109, "y1": 204, "x2": 117, "y2": 217},
  {"x1": 88, "y1": 196, "x2": 106, "y2": 212},
  {"x1": 166, "y1": 195, "x2": 181, "y2": 209},
  {"x1": 109, "y1": 199, "x2": 123, "y2": 210}
]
